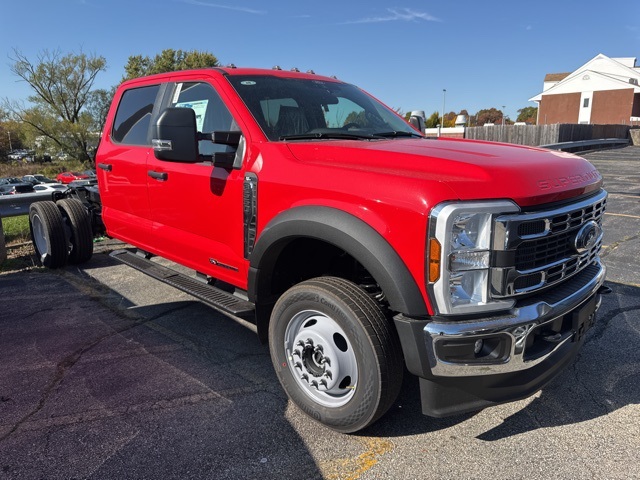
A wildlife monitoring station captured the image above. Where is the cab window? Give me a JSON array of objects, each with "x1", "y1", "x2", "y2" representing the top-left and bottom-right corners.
[
  {"x1": 112, "y1": 85, "x2": 161, "y2": 145},
  {"x1": 171, "y1": 82, "x2": 240, "y2": 156}
]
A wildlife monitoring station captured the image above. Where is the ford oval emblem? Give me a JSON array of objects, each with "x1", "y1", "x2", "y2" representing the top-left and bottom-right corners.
[{"x1": 574, "y1": 221, "x2": 602, "y2": 254}]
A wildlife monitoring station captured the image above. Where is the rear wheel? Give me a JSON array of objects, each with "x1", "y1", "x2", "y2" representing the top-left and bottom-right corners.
[
  {"x1": 57, "y1": 198, "x2": 93, "y2": 264},
  {"x1": 268, "y1": 276, "x2": 403, "y2": 433},
  {"x1": 29, "y1": 201, "x2": 68, "y2": 269}
]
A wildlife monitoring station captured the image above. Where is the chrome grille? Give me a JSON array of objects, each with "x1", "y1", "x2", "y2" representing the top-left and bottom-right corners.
[{"x1": 491, "y1": 190, "x2": 607, "y2": 298}]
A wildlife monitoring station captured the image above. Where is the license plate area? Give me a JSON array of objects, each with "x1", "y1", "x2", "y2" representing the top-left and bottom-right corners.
[
  {"x1": 571, "y1": 295, "x2": 598, "y2": 342},
  {"x1": 523, "y1": 294, "x2": 598, "y2": 361}
]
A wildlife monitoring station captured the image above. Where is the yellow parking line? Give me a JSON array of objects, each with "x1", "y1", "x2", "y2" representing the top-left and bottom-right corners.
[{"x1": 322, "y1": 437, "x2": 395, "y2": 480}]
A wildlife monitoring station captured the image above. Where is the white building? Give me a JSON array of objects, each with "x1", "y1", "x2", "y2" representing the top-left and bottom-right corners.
[{"x1": 529, "y1": 53, "x2": 640, "y2": 125}]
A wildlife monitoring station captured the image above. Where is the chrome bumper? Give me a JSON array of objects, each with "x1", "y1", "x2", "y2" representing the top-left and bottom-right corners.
[{"x1": 423, "y1": 262, "x2": 606, "y2": 377}]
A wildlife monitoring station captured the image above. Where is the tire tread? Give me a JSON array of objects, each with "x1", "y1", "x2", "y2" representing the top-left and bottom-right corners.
[
  {"x1": 270, "y1": 276, "x2": 404, "y2": 432},
  {"x1": 57, "y1": 198, "x2": 93, "y2": 264}
]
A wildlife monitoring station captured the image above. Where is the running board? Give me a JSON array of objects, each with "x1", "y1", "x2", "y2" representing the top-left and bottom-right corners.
[{"x1": 110, "y1": 249, "x2": 255, "y2": 319}]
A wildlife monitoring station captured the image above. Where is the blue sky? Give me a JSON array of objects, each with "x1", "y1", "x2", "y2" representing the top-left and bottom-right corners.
[{"x1": 1, "y1": 0, "x2": 639, "y2": 120}]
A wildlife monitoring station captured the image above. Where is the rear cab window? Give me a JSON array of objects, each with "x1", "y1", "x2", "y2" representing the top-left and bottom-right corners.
[{"x1": 112, "y1": 85, "x2": 161, "y2": 145}]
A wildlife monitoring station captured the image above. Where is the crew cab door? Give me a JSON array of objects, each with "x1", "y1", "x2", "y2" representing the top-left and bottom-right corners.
[
  {"x1": 146, "y1": 80, "x2": 248, "y2": 286},
  {"x1": 97, "y1": 84, "x2": 163, "y2": 244}
]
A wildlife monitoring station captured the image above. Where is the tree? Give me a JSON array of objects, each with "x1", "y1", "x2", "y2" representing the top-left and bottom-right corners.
[
  {"x1": 443, "y1": 111, "x2": 458, "y2": 127},
  {"x1": 85, "y1": 87, "x2": 116, "y2": 134},
  {"x1": 122, "y1": 49, "x2": 219, "y2": 82},
  {"x1": 517, "y1": 106, "x2": 538, "y2": 124},
  {"x1": 3, "y1": 49, "x2": 107, "y2": 163},
  {"x1": 0, "y1": 118, "x2": 27, "y2": 158},
  {"x1": 425, "y1": 111, "x2": 440, "y2": 128},
  {"x1": 475, "y1": 108, "x2": 503, "y2": 126},
  {"x1": 0, "y1": 122, "x2": 11, "y2": 159}
]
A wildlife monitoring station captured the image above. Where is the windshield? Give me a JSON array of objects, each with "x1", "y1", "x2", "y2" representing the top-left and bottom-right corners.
[{"x1": 226, "y1": 75, "x2": 421, "y2": 141}]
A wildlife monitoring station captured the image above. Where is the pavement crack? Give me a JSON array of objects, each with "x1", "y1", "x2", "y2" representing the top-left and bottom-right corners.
[
  {"x1": 601, "y1": 232, "x2": 640, "y2": 258},
  {"x1": 0, "y1": 316, "x2": 150, "y2": 444},
  {"x1": 570, "y1": 361, "x2": 613, "y2": 416},
  {"x1": 584, "y1": 303, "x2": 640, "y2": 346}
]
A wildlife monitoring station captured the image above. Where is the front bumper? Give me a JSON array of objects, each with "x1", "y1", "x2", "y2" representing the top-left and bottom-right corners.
[{"x1": 394, "y1": 260, "x2": 607, "y2": 416}]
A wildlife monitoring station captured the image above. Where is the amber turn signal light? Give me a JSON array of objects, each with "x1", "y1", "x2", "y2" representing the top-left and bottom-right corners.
[{"x1": 428, "y1": 238, "x2": 441, "y2": 283}]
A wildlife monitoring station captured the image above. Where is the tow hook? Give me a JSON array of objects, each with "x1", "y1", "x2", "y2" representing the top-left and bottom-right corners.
[
  {"x1": 542, "y1": 332, "x2": 564, "y2": 343},
  {"x1": 598, "y1": 285, "x2": 612, "y2": 295}
]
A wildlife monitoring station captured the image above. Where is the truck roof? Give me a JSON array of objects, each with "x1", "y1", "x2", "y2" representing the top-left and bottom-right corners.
[{"x1": 120, "y1": 66, "x2": 343, "y2": 87}]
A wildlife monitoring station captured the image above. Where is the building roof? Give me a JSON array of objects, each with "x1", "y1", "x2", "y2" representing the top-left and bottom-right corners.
[{"x1": 544, "y1": 73, "x2": 570, "y2": 82}]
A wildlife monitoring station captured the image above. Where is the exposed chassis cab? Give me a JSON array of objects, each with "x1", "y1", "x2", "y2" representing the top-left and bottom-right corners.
[{"x1": 27, "y1": 67, "x2": 609, "y2": 433}]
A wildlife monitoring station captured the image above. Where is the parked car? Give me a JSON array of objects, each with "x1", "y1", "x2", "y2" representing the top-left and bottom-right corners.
[
  {"x1": 0, "y1": 177, "x2": 24, "y2": 185},
  {"x1": 33, "y1": 183, "x2": 69, "y2": 193},
  {"x1": 22, "y1": 174, "x2": 57, "y2": 185},
  {"x1": 82, "y1": 170, "x2": 97, "y2": 178},
  {"x1": 0, "y1": 185, "x2": 16, "y2": 195},
  {"x1": 7, "y1": 149, "x2": 35, "y2": 162},
  {"x1": 0, "y1": 182, "x2": 35, "y2": 195},
  {"x1": 0, "y1": 177, "x2": 35, "y2": 194},
  {"x1": 56, "y1": 171, "x2": 90, "y2": 184}
]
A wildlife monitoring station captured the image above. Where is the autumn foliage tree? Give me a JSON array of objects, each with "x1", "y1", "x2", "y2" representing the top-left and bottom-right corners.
[
  {"x1": 516, "y1": 106, "x2": 538, "y2": 124},
  {"x1": 475, "y1": 108, "x2": 504, "y2": 126}
]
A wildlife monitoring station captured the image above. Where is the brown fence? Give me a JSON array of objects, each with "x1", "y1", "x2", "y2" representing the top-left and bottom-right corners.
[{"x1": 464, "y1": 124, "x2": 631, "y2": 146}]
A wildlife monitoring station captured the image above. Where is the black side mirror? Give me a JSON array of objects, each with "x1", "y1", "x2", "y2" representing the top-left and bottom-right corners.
[
  {"x1": 209, "y1": 131, "x2": 242, "y2": 147},
  {"x1": 200, "y1": 131, "x2": 243, "y2": 169},
  {"x1": 152, "y1": 107, "x2": 199, "y2": 162}
]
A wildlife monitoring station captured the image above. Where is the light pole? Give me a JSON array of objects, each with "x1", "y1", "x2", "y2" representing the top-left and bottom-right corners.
[
  {"x1": 7, "y1": 131, "x2": 12, "y2": 152},
  {"x1": 442, "y1": 89, "x2": 447, "y2": 128}
]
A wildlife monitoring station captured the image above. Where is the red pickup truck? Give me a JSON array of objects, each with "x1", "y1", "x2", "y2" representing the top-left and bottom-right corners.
[{"x1": 28, "y1": 67, "x2": 608, "y2": 432}]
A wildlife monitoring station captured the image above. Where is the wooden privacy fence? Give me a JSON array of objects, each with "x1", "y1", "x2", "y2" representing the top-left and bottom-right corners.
[{"x1": 464, "y1": 124, "x2": 631, "y2": 147}]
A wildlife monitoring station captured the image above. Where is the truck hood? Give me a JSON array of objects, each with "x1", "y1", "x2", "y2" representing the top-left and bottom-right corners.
[{"x1": 285, "y1": 137, "x2": 603, "y2": 207}]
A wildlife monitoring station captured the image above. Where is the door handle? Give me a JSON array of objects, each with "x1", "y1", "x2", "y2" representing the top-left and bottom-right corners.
[
  {"x1": 148, "y1": 170, "x2": 168, "y2": 181},
  {"x1": 98, "y1": 163, "x2": 112, "y2": 171}
]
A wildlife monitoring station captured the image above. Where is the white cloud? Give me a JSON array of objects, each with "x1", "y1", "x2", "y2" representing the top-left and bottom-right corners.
[
  {"x1": 179, "y1": 0, "x2": 266, "y2": 15},
  {"x1": 344, "y1": 8, "x2": 442, "y2": 25}
]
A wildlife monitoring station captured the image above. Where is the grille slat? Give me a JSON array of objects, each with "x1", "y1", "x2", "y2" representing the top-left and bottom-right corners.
[{"x1": 492, "y1": 191, "x2": 607, "y2": 298}]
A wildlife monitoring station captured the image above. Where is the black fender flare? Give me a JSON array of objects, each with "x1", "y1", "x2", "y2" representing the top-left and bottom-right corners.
[{"x1": 248, "y1": 206, "x2": 428, "y2": 317}]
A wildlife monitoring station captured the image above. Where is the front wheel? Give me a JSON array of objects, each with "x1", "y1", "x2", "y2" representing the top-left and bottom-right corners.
[{"x1": 268, "y1": 277, "x2": 403, "y2": 433}]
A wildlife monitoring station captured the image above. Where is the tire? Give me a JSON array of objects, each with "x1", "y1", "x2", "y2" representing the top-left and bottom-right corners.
[
  {"x1": 269, "y1": 276, "x2": 404, "y2": 433},
  {"x1": 29, "y1": 201, "x2": 68, "y2": 269},
  {"x1": 57, "y1": 198, "x2": 93, "y2": 264}
]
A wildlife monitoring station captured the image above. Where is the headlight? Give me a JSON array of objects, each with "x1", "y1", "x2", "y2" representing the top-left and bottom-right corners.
[{"x1": 428, "y1": 200, "x2": 519, "y2": 315}]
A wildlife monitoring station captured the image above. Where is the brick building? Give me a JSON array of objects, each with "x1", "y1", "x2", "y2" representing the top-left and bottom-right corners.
[{"x1": 529, "y1": 54, "x2": 640, "y2": 126}]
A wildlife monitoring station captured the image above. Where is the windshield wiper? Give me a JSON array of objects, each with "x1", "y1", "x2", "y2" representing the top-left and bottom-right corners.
[
  {"x1": 374, "y1": 131, "x2": 423, "y2": 138},
  {"x1": 279, "y1": 132, "x2": 383, "y2": 141}
]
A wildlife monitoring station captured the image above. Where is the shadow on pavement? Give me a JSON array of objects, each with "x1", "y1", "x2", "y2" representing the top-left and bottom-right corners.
[
  {"x1": 476, "y1": 281, "x2": 640, "y2": 441},
  {"x1": 0, "y1": 269, "x2": 322, "y2": 479},
  {"x1": 365, "y1": 280, "x2": 640, "y2": 440}
]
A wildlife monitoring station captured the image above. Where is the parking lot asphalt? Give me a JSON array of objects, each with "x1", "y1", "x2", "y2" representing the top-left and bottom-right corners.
[{"x1": 1, "y1": 146, "x2": 639, "y2": 479}]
